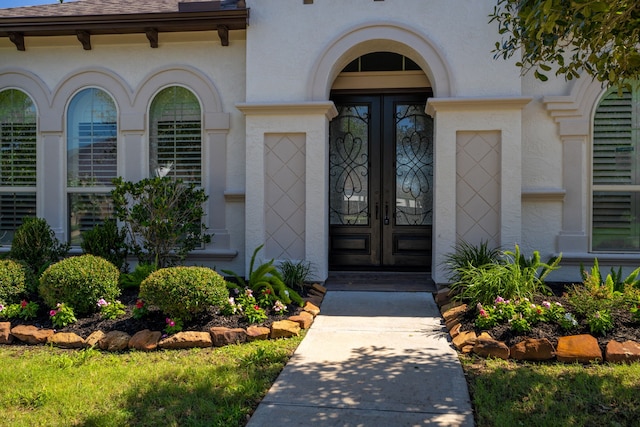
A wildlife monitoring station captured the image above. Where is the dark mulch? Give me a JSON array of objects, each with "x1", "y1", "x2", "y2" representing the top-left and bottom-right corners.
[
  {"x1": 10, "y1": 287, "x2": 305, "y2": 339},
  {"x1": 456, "y1": 282, "x2": 640, "y2": 352}
]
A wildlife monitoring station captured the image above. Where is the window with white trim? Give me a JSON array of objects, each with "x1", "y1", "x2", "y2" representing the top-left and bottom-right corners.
[
  {"x1": 149, "y1": 86, "x2": 202, "y2": 184},
  {"x1": 592, "y1": 85, "x2": 640, "y2": 251},
  {"x1": 0, "y1": 89, "x2": 36, "y2": 245},
  {"x1": 67, "y1": 88, "x2": 117, "y2": 245}
]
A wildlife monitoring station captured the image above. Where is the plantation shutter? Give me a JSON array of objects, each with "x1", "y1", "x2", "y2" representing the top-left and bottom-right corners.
[
  {"x1": 149, "y1": 86, "x2": 202, "y2": 185},
  {"x1": 0, "y1": 90, "x2": 37, "y2": 245},
  {"x1": 66, "y1": 88, "x2": 117, "y2": 245},
  {"x1": 592, "y1": 87, "x2": 640, "y2": 251}
]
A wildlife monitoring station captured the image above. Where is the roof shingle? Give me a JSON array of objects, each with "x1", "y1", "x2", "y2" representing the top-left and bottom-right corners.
[{"x1": 0, "y1": 0, "x2": 236, "y2": 18}]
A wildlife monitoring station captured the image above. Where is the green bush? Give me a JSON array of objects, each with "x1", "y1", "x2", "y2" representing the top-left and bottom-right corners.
[
  {"x1": 10, "y1": 217, "x2": 69, "y2": 275},
  {"x1": 0, "y1": 259, "x2": 37, "y2": 304},
  {"x1": 222, "y1": 245, "x2": 304, "y2": 307},
  {"x1": 449, "y1": 244, "x2": 561, "y2": 305},
  {"x1": 140, "y1": 266, "x2": 228, "y2": 321},
  {"x1": 39, "y1": 255, "x2": 120, "y2": 316},
  {"x1": 81, "y1": 219, "x2": 129, "y2": 272},
  {"x1": 119, "y1": 262, "x2": 157, "y2": 289},
  {"x1": 111, "y1": 176, "x2": 212, "y2": 268}
]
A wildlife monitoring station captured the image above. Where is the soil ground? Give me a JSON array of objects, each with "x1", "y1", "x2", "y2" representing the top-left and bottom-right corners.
[
  {"x1": 10, "y1": 287, "x2": 305, "y2": 339},
  {"x1": 456, "y1": 282, "x2": 640, "y2": 352}
]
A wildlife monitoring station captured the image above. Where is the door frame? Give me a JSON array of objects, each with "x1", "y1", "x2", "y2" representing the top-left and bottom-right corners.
[{"x1": 328, "y1": 89, "x2": 433, "y2": 272}]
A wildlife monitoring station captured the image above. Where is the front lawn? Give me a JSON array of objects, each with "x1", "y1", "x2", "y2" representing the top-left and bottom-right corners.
[
  {"x1": 462, "y1": 356, "x2": 640, "y2": 426},
  {"x1": 0, "y1": 335, "x2": 303, "y2": 427}
]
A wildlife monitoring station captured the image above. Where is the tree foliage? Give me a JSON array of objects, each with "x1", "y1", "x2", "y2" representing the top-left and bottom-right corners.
[
  {"x1": 111, "y1": 176, "x2": 211, "y2": 268},
  {"x1": 490, "y1": 0, "x2": 640, "y2": 89}
]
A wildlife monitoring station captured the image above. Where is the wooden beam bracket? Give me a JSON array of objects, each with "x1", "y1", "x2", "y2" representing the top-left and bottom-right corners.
[
  {"x1": 217, "y1": 25, "x2": 229, "y2": 46},
  {"x1": 8, "y1": 32, "x2": 25, "y2": 51},
  {"x1": 145, "y1": 27, "x2": 159, "y2": 48},
  {"x1": 76, "y1": 30, "x2": 91, "y2": 50}
]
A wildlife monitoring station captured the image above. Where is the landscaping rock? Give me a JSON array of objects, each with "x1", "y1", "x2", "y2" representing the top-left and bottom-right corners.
[
  {"x1": 99, "y1": 331, "x2": 132, "y2": 352},
  {"x1": 510, "y1": 338, "x2": 555, "y2": 361},
  {"x1": 288, "y1": 311, "x2": 314, "y2": 329},
  {"x1": 246, "y1": 326, "x2": 271, "y2": 341},
  {"x1": 303, "y1": 301, "x2": 320, "y2": 317},
  {"x1": 158, "y1": 331, "x2": 212, "y2": 349},
  {"x1": 442, "y1": 304, "x2": 467, "y2": 324},
  {"x1": 129, "y1": 329, "x2": 162, "y2": 352},
  {"x1": 304, "y1": 295, "x2": 323, "y2": 308},
  {"x1": 48, "y1": 332, "x2": 85, "y2": 349},
  {"x1": 605, "y1": 340, "x2": 640, "y2": 363},
  {"x1": 435, "y1": 287, "x2": 453, "y2": 306},
  {"x1": 209, "y1": 327, "x2": 247, "y2": 347},
  {"x1": 0, "y1": 322, "x2": 13, "y2": 344},
  {"x1": 449, "y1": 323, "x2": 462, "y2": 339},
  {"x1": 270, "y1": 320, "x2": 300, "y2": 339},
  {"x1": 556, "y1": 334, "x2": 602, "y2": 363},
  {"x1": 11, "y1": 325, "x2": 54, "y2": 345},
  {"x1": 440, "y1": 300, "x2": 464, "y2": 315},
  {"x1": 85, "y1": 330, "x2": 106, "y2": 348},
  {"x1": 311, "y1": 283, "x2": 327, "y2": 295},
  {"x1": 452, "y1": 330, "x2": 477, "y2": 351},
  {"x1": 473, "y1": 337, "x2": 510, "y2": 360}
]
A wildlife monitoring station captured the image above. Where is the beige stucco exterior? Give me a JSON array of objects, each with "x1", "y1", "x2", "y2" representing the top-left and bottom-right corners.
[{"x1": 0, "y1": 0, "x2": 631, "y2": 284}]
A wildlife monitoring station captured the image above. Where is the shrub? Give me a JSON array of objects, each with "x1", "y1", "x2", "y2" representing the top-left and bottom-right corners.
[
  {"x1": 81, "y1": 219, "x2": 129, "y2": 272},
  {"x1": 222, "y1": 245, "x2": 304, "y2": 307},
  {"x1": 111, "y1": 176, "x2": 212, "y2": 268},
  {"x1": 279, "y1": 259, "x2": 314, "y2": 292},
  {"x1": 443, "y1": 239, "x2": 502, "y2": 283},
  {"x1": 9, "y1": 217, "x2": 69, "y2": 275},
  {"x1": 449, "y1": 245, "x2": 561, "y2": 305},
  {"x1": 119, "y1": 262, "x2": 157, "y2": 289},
  {"x1": 0, "y1": 259, "x2": 37, "y2": 304},
  {"x1": 139, "y1": 266, "x2": 227, "y2": 321},
  {"x1": 39, "y1": 255, "x2": 120, "y2": 316}
]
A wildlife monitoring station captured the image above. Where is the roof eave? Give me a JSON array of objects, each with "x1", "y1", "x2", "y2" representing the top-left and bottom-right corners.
[{"x1": 0, "y1": 9, "x2": 249, "y2": 50}]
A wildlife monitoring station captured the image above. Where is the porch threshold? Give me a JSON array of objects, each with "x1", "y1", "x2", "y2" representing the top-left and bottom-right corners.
[{"x1": 324, "y1": 271, "x2": 435, "y2": 292}]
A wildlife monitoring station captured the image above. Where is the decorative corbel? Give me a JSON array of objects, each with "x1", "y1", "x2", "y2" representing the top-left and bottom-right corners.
[
  {"x1": 76, "y1": 30, "x2": 91, "y2": 50},
  {"x1": 8, "y1": 32, "x2": 25, "y2": 51},
  {"x1": 145, "y1": 28, "x2": 159, "y2": 48},
  {"x1": 217, "y1": 25, "x2": 229, "y2": 46}
]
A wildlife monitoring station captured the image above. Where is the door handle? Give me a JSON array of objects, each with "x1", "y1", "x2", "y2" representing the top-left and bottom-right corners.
[{"x1": 384, "y1": 203, "x2": 390, "y2": 225}]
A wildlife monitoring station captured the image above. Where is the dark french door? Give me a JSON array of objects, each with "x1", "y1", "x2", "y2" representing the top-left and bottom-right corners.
[{"x1": 329, "y1": 93, "x2": 433, "y2": 270}]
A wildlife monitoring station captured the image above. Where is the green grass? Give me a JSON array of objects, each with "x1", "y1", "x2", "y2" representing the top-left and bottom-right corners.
[
  {"x1": 0, "y1": 335, "x2": 303, "y2": 427},
  {"x1": 462, "y1": 356, "x2": 640, "y2": 427}
]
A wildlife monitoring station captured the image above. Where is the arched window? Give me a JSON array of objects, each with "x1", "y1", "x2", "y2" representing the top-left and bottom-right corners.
[
  {"x1": 0, "y1": 89, "x2": 36, "y2": 245},
  {"x1": 592, "y1": 85, "x2": 640, "y2": 251},
  {"x1": 149, "y1": 86, "x2": 202, "y2": 184},
  {"x1": 67, "y1": 88, "x2": 117, "y2": 245}
]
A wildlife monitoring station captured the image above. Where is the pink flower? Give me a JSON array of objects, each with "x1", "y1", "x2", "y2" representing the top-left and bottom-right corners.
[
  {"x1": 542, "y1": 301, "x2": 551, "y2": 309},
  {"x1": 49, "y1": 310, "x2": 57, "y2": 317},
  {"x1": 479, "y1": 309, "x2": 488, "y2": 317},
  {"x1": 20, "y1": 300, "x2": 27, "y2": 308},
  {"x1": 135, "y1": 299, "x2": 145, "y2": 309},
  {"x1": 495, "y1": 296, "x2": 505, "y2": 304},
  {"x1": 97, "y1": 298, "x2": 108, "y2": 307},
  {"x1": 169, "y1": 321, "x2": 175, "y2": 327},
  {"x1": 166, "y1": 317, "x2": 171, "y2": 323}
]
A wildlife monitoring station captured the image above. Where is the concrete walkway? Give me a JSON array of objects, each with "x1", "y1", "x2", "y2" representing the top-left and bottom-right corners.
[{"x1": 247, "y1": 291, "x2": 475, "y2": 426}]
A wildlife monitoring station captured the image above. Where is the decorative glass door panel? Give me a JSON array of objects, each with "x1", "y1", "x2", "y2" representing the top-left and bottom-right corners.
[{"x1": 329, "y1": 93, "x2": 433, "y2": 270}]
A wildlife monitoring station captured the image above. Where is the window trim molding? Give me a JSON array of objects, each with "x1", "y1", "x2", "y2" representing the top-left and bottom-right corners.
[{"x1": 544, "y1": 77, "x2": 619, "y2": 256}]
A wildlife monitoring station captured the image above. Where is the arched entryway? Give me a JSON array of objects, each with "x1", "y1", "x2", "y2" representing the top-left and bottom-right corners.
[{"x1": 328, "y1": 52, "x2": 434, "y2": 271}]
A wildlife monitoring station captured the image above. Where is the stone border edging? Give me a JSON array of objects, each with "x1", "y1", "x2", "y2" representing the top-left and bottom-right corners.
[
  {"x1": 0, "y1": 285, "x2": 327, "y2": 352},
  {"x1": 435, "y1": 287, "x2": 640, "y2": 363}
]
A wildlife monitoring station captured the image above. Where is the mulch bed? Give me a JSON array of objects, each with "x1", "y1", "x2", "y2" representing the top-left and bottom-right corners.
[
  {"x1": 9, "y1": 287, "x2": 305, "y2": 339},
  {"x1": 456, "y1": 282, "x2": 640, "y2": 351}
]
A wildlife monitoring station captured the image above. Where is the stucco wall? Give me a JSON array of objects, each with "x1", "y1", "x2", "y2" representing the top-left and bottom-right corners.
[{"x1": 0, "y1": 31, "x2": 248, "y2": 274}]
